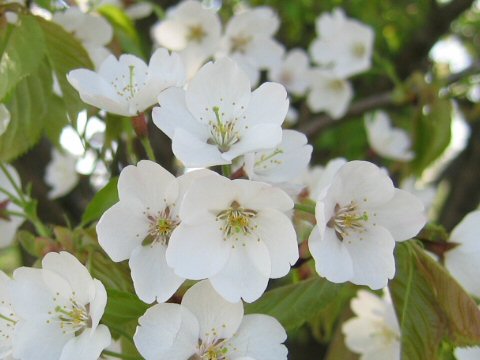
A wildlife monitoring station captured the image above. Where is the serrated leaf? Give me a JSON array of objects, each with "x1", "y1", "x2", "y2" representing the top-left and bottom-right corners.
[
  {"x1": 97, "y1": 5, "x2": 145, "y2": 58},
  {"x1": 0, "y1": 60, "x2": 51, "y2": 160},
  {"x1": 43, "y1": 95, "x2": 68, "y2": 147},
  {"x1": 81, "y1": 177, "x2": 119, "y2": 225},
  {"x1": 245, "y1": 277, "x2": 344, "y2": 331},
  {"x1": 0, "y1": 15, "x2": 46, "y2": 100},
  {"x1": 389, "y1": 241, "x2": 480, "y2": 360},
  {"x1": 36, "y1": 16, "x2": 94, "y2": 121}
]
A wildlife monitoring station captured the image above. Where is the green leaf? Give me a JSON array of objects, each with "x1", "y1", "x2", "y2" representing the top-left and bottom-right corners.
[
  {"x1": 81, "y1": 177, "x2": 119, "y2": 225},
  {"x1": 245, "y1": 277, "x2": 344, "y2": 331},
  {"x1": 43, "y1": 95, "x2": 69, "y2": 147},
  {"x1": 103, "y1": 288, "x2": 148, "y2": 325},
  {"x1": 97, "y1": 5, "x2": 145, "y2": 58},
  {"x1": 36, "y1": 16, "x2": 94, "y2": 121},
  {"x1": 0, "y1": 60, "x2": 51, "y2": 160},
  {"x1": 389, "y1": 241, "x2": 480, "y2": 360},
  {"x1": 0, "y1": 15, "x2": 46, "y2": 100}
]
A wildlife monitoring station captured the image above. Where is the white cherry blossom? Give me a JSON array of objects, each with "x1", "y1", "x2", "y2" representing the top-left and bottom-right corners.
[
  {"x1": 342, "y1": 290, "x2": 400, "y2": 360},
  {"x1": 400, "y1": 177, "x2": 437, "y2": 213},
  {"x1": 218, "y1": 7, "x2": 285, "y2": 85},
  {"x1": 444, "y1": 210, "x2": 480, "y2": 298},
  {"x1": 67, "y1": 48, "x2": 186, "y2": 117},
  {"x1": 310, "y1": 8, "x2": 375, "y2": 78},
  {"x1": 166, "y1": 174, "x2": 299, "y2": 302},
  {"x1": 134, "y1": 280, "x2": 288, "y2": 360},
  {"x1": 307, "y1": 68, "x2": 353, "y2": 119},
  {"x1": 243, "y1": 129, "x2": 312, "y2": 184},
  {"x1": 0, "y1": 164, "x2": 24, "y2": 248},
  {"x1": 308, "y1": 160, "x2": 426, "y2": 289},
  {"x1": 151, "y1": 0, "x2": 222, "y2": 77},
  {"x1": 97, "y1": 160, "x2": 211, "y2": 303},
  {"x1": 0, "y1": 105, "x2": 10, "y2": 136},
  {"x1": 45, "y1": 149, "x2": 79, "y2": 200},
  {"x1": 52, "y1": 7, "x2": 113, "y2": 69},
  {"x1": 268, "y1": 48, "x2": 310, "y2": 96},
  {"x1": 0, "y1": 271, "x2": 17, "y2": 359},
  {"x1": 9, "y1": 251, "x2": 111, "y2": 360},
  {"x1": 300, "y1": 158, "x2": 347, "y2": 200},
  {"x1": 152, "y1": 57, "x2": 288, "y2": 168},
  {"x1": 365, "y1": 111, "x2": 414, "y2": 161}
]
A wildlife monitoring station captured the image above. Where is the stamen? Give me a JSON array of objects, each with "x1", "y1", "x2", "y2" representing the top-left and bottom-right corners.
[
  {"x1": 230, "y1": 35, "x2": 252, "y2": 54},
  {"x1": 208, "y1": 106, "x2": 240, "y2": 152},
  {"x1": 187, "y1": 24, "x2": 207, "y2": 42},
  {"x1": 327, "y1": 202, "x2": 369, "y2": 241},
  {"x1": 216, "y1": 201, "x2": 257, "y2": 239},
  {"x1": 145, "y1": 206, "x2": 179, "y2": 246}
]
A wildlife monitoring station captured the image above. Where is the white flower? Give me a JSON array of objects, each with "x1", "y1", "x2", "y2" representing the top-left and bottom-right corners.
[
  {"x1": 400, "y1": 177, "x2": 437, "y2": 212},
  {"x1": 243, "y1": 129, "x2": 312, "y2": 184},
  {"x1": 0, "y1": 164, "x2": 24, "y2": 248},
  {"x1": 300, "y1": 158, "x2": 347, "y2": 200},
  {"x1": 268, "y1": 48, "x2": 310, "y2": 96},
  {"x1": 455, "y1": 345, "x2": 480, "y2": 359},
  {"x1": 444, "y1": 210, "x2": 480, "y2": 298},
  {"x1": 45, "y1": 149, "x2": 79, "y2": 200},
  {"x1": 285, "y1": 105, "x2": 298, "y2": 126},
  {"x1": 365, "y1": 111, "x2": 414, "y2": 161},
  {"x1": 134, "y1": 280, "x2": 288, "y2": 360},
  {"x1": 9, "y1": 251, "x2": 111, "y2": 360},
  {"x1": 151, "y1": 0, "x2": 222, "y2": 77},
  {"x1": 307, "y1": 68, "x2": 353, "y2": 119},
  {"x1": 0, "y1": 271, "x2": 17, "y2": 359},
  {"x1": 166, "y1": 173, "x2": 298, "y2": 302},
  {"x1": 152, "y1": 57, "x2": 288, "y2": 168},
  {"x1": 218, "y1": 7, "x2": 285, "y2": 85},
  {"x1": 310, "y1": 8, "x2": 375, "y2": 78},
  {"x1": 97, "y1": 160, "x2": 211, "y2": 303},
  {"x1": 308, "y1": 161, "x2": 426, "y2": 289},
  {"x1": 52, "y1": 7, "x2": 113, "y2": 69},
  {"x1": 0, "y1": 105, "x2": 10, "y2": 136},
  {"x1": 67, "y1": 48, "x2": 186, "y2": 116},
  {"x1": 342, "y1": 290, "x2": 400, "y2": 360},
  {"x1": 125, "y1": 2, "x2": 153, "y2": 20}
]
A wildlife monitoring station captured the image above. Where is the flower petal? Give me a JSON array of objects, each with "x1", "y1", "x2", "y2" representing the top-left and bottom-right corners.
[{"x1": 59, "y1": 325, "x2": 111, "y2": 360}]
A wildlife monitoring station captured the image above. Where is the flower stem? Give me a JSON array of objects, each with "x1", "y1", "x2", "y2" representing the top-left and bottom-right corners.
[
  {"x1": 0, "y1": 313, "x2": 16, "y2": 324},
  {"x1": 102, "y1": 350, "x2": 142, "y2": 360},
  {"x1": 294, "y1": 203, "x2": 316, "y2": 215},
  {"x1": 221, "y1": 164, "x2": 232, "y2": 178},
  {"x1": 140, "y1": 137, "x2": 157, "y2": 162}
]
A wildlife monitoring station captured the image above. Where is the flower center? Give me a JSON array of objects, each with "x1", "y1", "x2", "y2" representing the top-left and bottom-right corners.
[
  {"x1": 352, "y1": 42, "x2": 366, "y2": 58},
  {"x1": 255, "y1": 148, "x2": 284, "y2": 170},
  {"x1": 216, "y1": 201, "x2": 257, "y2": 240},
  {"x1": 47, "y1": 295, "x2": 91, "y2": 335},
  {"x1": 187, "y1": 24, "x2": 207, "y2": 43},
  {"x1": 327, "y1": 202, "x2": 369, "y2": 241},
  {"x1": 110, "y1": 65, "x2": 147, "y2": 102},
  {"x1": 230, "y1": 34, "x2": 252, "y2": 54},
  {"x1": 207, "y1": 106, "x2": 240, "y2": 152},
  {"x1": 328, "y1": 79, "x2": 345, "y2": 92},
  {"x1": 144, "y1": 206, "x2": 179, "y2": 246}
]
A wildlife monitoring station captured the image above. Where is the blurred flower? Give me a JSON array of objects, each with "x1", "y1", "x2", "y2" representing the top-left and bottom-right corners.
[
  {"x1": 166, "y1": 174, "x2": 298, "y2": 302},
  {"x1": 300, "y1": 158, "x2": 347, "y2": 200},
  {"x1": 307, "y1": 68, "x2": 353, "y2": 119},
  {"x1": 310, "y1": 8, "x2": 374, "y2": 78},
  {"x1": 134, "y1": 280, "x2": 288, "y2": 360},
  {"x1": 444, "y1": 210, "x2": 480, "y2": 298},
  {"x1": 9, "y1": 252, "x2": 111, "y2": 360},
  {"x1": 269, "y1": 48, "x2": 310, "y2": 96},
  {"x1": 45, "y1": 149, "x2": 79, "y2": 200},
  {"x1": 308, "y1": 161, "x2": 426, "y2": 289},
  {"x1": 365, "y1": 111, "x2": 414, "y2": 161},
  {"x1": 400, "y1": 177, "x2": 437, "y2": 213},
  {"x1": 151, "y1": 0, "x2": 222, "y2": 77},
  {"x1": 67, "y1": 48, "x2": 185, "y2": 116},
  {"x1": 152, "y1": 57, "x2": 288, "y2": 168},
  {"x1": 342, "y1": 290, "x2": 400, "y2": 360},
  {"x1": 218, "y1": 6, "x2": 285, "y2": 85},
  {"x1": 0, "y1": 104, "x2": 10, "y2": 136}
]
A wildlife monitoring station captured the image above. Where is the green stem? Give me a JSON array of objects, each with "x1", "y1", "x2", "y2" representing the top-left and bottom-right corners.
[
  {"x1": 140, "y1": 137, "x2": 157, "y2": 162},
  {"x1": 221, "y1": 164, "x2": 232, "y2": 178},
  {"x1": 101, "y1": 350, "x2": 142, "y2": 360},
  {"x1": 0, "y1": 313, "x2": 16, "y2": 324},
  {"x1": 0, "y1": 163, "x2": 26, "y2": 202},
  {"x1": 294, "y1": 203, "x2": 316, "y2": 215}
]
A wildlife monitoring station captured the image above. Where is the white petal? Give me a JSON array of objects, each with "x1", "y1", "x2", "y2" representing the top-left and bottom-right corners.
[
  {"x1": 346, "y1": 226, "x2": 396, "y2": 289},
  {"x1": 245, "y1": 37, "x2": 284, "y2": 69},
  {"x1": 134, "y1": 303, "x2": 198, "y2": 360},
  {"x1": 59, "y1": 325, "x2": 111, "y2": 360},
  {"x1": 42, "y1": 251, "x2": 93, "y2": 305},
  {"x1": 236, "y1": 179, "x2": 294, "y2": 212},
  {"x1": 242, "y1": 82, "x2": 288, "y2": 127},
  {"x1": 129, "y1": 243, "x2": 184, "y2": 303},
  {"x1": 209, "y1": 238, "x2": 271, "y2": 303},
  {"x1": 88, "y1": 279, "x2": 108, "y2": 331},
  {"x1": 255, "y1": 209, "x2": 298, "y2": 277},
  {"x1": 96, "y1": 202, "x2": 149, "y2": 262},
  {"x1": 182, "y1": 280, "x2": 244, "y2": 341},
  {"x1": 166, "y1": 220, "x2": 231, "y2": 280},
  {"x1": 0, "y1": 104, "x2": 11, "y2": 136},
  {"x1": 227, "y1": 314, "x2": 288, "y2": 360},
  {"x1": 12, "y1": 319, "x2": 70, "y2": 360},
  {"x1": 371, "y1": 189, "x2": 426, "y2": 241}
]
